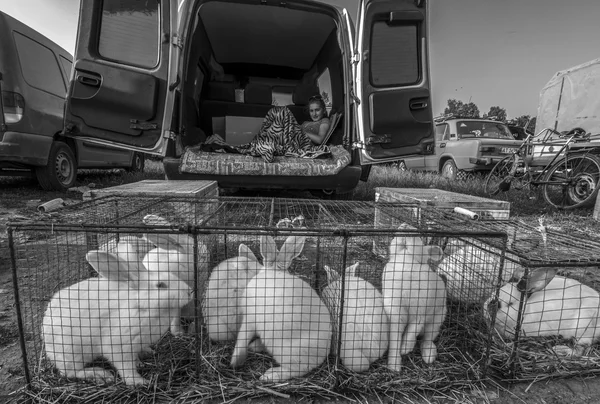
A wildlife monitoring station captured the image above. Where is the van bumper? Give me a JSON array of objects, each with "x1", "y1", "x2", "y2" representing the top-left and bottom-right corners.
[
  {"x1": 0, "y1": 132, "x2": 52, "y2": 166},
  {"x1": 162, "y1": 157, "x2": 362, "y2": 192}
]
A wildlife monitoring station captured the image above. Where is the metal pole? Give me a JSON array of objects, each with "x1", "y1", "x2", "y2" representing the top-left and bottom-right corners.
[{"x1": 8, "y1": 227, "x2": 31, "y2": 385}]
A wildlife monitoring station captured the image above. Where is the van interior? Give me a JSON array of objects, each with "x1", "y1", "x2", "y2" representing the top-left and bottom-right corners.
[{"x1": 173, "y1": 1, "x2": 351, "y2": 178}]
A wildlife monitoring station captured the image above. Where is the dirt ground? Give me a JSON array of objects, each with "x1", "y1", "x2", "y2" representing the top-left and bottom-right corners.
[{"x1": 2, "y1": 179, "x2": 600, "y2": 403}]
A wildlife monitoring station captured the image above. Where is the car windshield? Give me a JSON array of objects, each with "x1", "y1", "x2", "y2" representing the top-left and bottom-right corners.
[{"x1": 456, "y1": 121, "x2": 513, "y2": 139}]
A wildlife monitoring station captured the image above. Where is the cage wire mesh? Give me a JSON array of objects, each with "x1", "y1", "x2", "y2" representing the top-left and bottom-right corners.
[
  {"x1": 400, "y1": 209, "x2": 600, "y2": 381},
  {"x1": 7, "y1": 194, "x2": 599, "y2": 401}
]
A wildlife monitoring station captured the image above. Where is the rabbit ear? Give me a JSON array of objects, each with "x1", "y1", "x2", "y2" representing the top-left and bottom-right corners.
[
  {"x1": 424, "y1": 245, "x2": 444, "y2": 263},
  {"x1": 144, "y1": 233, "x2": 187, "y2": 253},
  {"x1": 323, "y1": 265, "x2": 339, "y2": 283},
  {"x1": 86, "y1": 250, "x2": 143, "y2": 286},
  {"x1": 260, "y1": 235, "x2": 278, "y2": 267},
  {"x1": 275, "y1": 235, "x2": 306, "y2": 270},
  {"x1": 239, "y1": 243, "x2": 259, "y2": 263},
  {"x1": 516, "y1": 268, "x2": 558, "y2": 296},
  {"x1": 346, "y1": 262, "x2": 360, "y2": 277}
]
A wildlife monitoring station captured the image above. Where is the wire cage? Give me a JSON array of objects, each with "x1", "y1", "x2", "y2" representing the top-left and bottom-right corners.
[
  {"x1": 411, "y1": 213, "x2": 600, "y2": 381},
  {"x1": 6, "y1": 194, "x2": 563, "y2": 402}
]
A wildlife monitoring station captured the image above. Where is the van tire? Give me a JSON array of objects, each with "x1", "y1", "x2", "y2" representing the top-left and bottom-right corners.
[
  {"x1": 126, "y1": 153, "x2": 145, "y2": 173},
  {"x1": 36, "y1": 141, "x2": 77, "y2": 191}
]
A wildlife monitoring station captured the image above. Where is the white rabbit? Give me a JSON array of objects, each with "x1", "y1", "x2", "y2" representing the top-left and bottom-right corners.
[
  {"x1": 42, "y1": 251, "x2": 191, "y2": 386},
  {"x1": 142, "y1": 227, "x2": 210, "y2": 333},
  {"x1": 99, "y1": 235, "x2": 154, "y2": 264},
  {"x1": 142, "y1": 232, "x2": 210, "y2": 288},
  {"x1": 202, "y1": 243, "x2": 262, "y2": 342},
  {"x1": 382, "y1": 224, "x2": 446, "y2": 371},
  {"x1": 321, "y1": 262, "x2": 389, "y2": 372},
  {"x1": 484, "y1": 268, "x2": 600, "y2": 356},
  {"x1": 230, "y1": 235, "x2": 332, "y2": 382}
]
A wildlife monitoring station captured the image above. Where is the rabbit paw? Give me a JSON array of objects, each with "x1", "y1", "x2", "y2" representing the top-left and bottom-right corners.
[
  {"x1": 386, "y1": 356, "x2": 402, "y2": 372},
  {"x1": 76, "y1": 367, "x2": 116, "y2": 385},
  {"x1": 552, "y1": 345, "x2": 584, "y2": 357},
  {"x1": 260, "y1": 367, "x2": 292, "y2": 382},
  {"x1": 121, "y1": 373, "x2": 149, "y2": 386},
  {"x1": 170, "y1": 317, "x2": 185, "y2": 336},
  {"x1": 420, "y1": 341, "x2": 438, "y2": 364}
]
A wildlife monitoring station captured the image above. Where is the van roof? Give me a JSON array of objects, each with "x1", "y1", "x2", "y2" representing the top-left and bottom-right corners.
[{"x1": 0, "y1": 10, "x2": 73, "y2": 61}]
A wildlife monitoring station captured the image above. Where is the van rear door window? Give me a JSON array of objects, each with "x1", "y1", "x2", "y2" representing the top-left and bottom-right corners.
[
  {"x1": 370, "y1": 22, "x2": 419, "y2": 87},
  {"x1": 13, "y1": 32, "x2": 66, "y2": 97},
  {"x1": 98, "y1": 0, "x2": 160, "y2": 68},
  {"x1": 317, "y1": 68, "x2": 333, "y2": 114},
  {"x1": 59, "y1": 56, "x2": 73, "y2": 83}
]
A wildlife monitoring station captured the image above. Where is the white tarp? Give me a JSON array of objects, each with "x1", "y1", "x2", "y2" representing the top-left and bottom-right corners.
[{"x1": 536, "y1": 57, "x2": 600, "y2": 134}]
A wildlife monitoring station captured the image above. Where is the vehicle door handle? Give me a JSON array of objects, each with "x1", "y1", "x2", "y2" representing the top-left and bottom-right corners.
[
  {"x1": 410, "y1": 101, "x2": 428, "y2": 110},
  {"x1": 440, "y1": 143, "x2": 446, "y2": 148},
  {"x1": 76, "y1": 74, "x2": 101, "y2": 87}
]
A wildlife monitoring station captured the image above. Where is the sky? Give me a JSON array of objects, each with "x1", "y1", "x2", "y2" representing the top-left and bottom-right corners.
[{"x1": 1, "y1": 0, "x2": 599, "y2": 118}]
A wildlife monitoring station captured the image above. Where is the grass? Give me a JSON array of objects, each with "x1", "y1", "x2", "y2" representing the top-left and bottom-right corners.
[
  {"x1": 0, "y1": 160, "x2": 165, "y2": 209},
  {"x1": 3, "y1": 160, "x2": 600, "y2": 404}
]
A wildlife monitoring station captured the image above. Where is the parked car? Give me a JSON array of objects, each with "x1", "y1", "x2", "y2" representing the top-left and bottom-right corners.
[
  {"x1": 61, "y1": 0, "x2": 436, "y2": 196},
  {"x1": 398, "y1": 118, "x2": 523, "y2": 180},
  {"x1": 0, "y1": 11, "x2": 144, "y2": 191},
  {"x1": 507, "y1": 124, "x2": 533, "y2": 141}
]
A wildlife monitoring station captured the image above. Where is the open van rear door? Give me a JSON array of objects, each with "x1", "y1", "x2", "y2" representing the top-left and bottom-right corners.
[
  {"x1": 64, "y1": 0, "x2": 177, "y2": 156},
  {"x1": 354, "y1": 0, "x2": 434, "y2": 164}
]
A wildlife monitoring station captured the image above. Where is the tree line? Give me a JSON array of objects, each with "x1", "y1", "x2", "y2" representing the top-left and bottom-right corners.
[{"x1": 442, "y1": 99, "x2": 536, "y2": 134}]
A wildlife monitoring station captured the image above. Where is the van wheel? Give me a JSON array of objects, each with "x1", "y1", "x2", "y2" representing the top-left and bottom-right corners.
[
  {"x1": 127, "y1": 153, "x2": 145, "y2": 173},
  {"x1": 36, "y1": 141, "x2": 77, "y2": 191}
]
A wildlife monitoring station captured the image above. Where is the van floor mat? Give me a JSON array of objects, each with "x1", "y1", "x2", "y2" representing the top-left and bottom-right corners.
[{"x1": 180, "y1": 144, "x2": 351, "y2": 176}]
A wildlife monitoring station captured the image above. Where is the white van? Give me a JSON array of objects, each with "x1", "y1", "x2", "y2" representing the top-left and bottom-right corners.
[{"x1": 64, "y1": 0, "x2": 434, "y2": 196}]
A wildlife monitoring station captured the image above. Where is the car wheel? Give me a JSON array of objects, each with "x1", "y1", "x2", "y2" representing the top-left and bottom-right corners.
[
  {"x1": 35, "y1": 141, "x2": 77, "y2": 191},
  {"x1": 127, "y1": 152, "x2": 145, "y2": 173},
  {"x1": 441, "y1": 159, "x2": 459, "y2": 180}
]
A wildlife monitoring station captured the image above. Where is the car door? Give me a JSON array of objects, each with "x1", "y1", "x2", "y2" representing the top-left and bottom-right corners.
[
  {"x1": 354, "y1": 0, "x2": 434, "y2": 164},
  {"x1": 63, "y1": 0, "x2": 178, "y2": 156},
  {"x1": 422, "y1": 123, "x2": 447, "y2": 170}
]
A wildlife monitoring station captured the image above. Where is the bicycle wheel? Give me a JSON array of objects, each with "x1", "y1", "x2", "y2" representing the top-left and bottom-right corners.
[
  {"x1": 484, "y1": 155, "x2": 519, "y2": 196},
  {"x1": 541, "y1": 153, "x2": 600, "y2": 209}
]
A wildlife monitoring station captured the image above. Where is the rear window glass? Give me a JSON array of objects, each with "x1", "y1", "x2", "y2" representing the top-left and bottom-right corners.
[
  {"x1": 435, "y1": 124, "x2": 448, "y2": 141},
  {"x1": 13, "y1": 32, "x2": 66, "y2": 97},
  {"x1": 370, "y1": 22, "x2": 419, "y2": 87},
  {"x1": 98, "y1": 0, "x2": 160, "y2": 68},
  {"x1": 317, "y1": 68, "x2": 333, "y2": 114}
]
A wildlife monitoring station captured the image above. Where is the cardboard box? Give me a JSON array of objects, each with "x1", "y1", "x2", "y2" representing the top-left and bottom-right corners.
[
  {"x1": 212, "y1": 117, "x2": 225, "y2": 138},
  {"x1": 224, "y1": 116, "x2": 263, "y2": 145}
]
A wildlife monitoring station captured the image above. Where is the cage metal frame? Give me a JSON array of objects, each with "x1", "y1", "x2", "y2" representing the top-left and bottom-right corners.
[{"x1": 8, "y1": 194, "x2": 600, "y2": 396}]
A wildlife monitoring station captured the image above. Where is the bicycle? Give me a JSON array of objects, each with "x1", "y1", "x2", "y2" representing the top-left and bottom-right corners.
[{"x1": 484, "y1": 127, "x2": 600, "y2": 209}]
